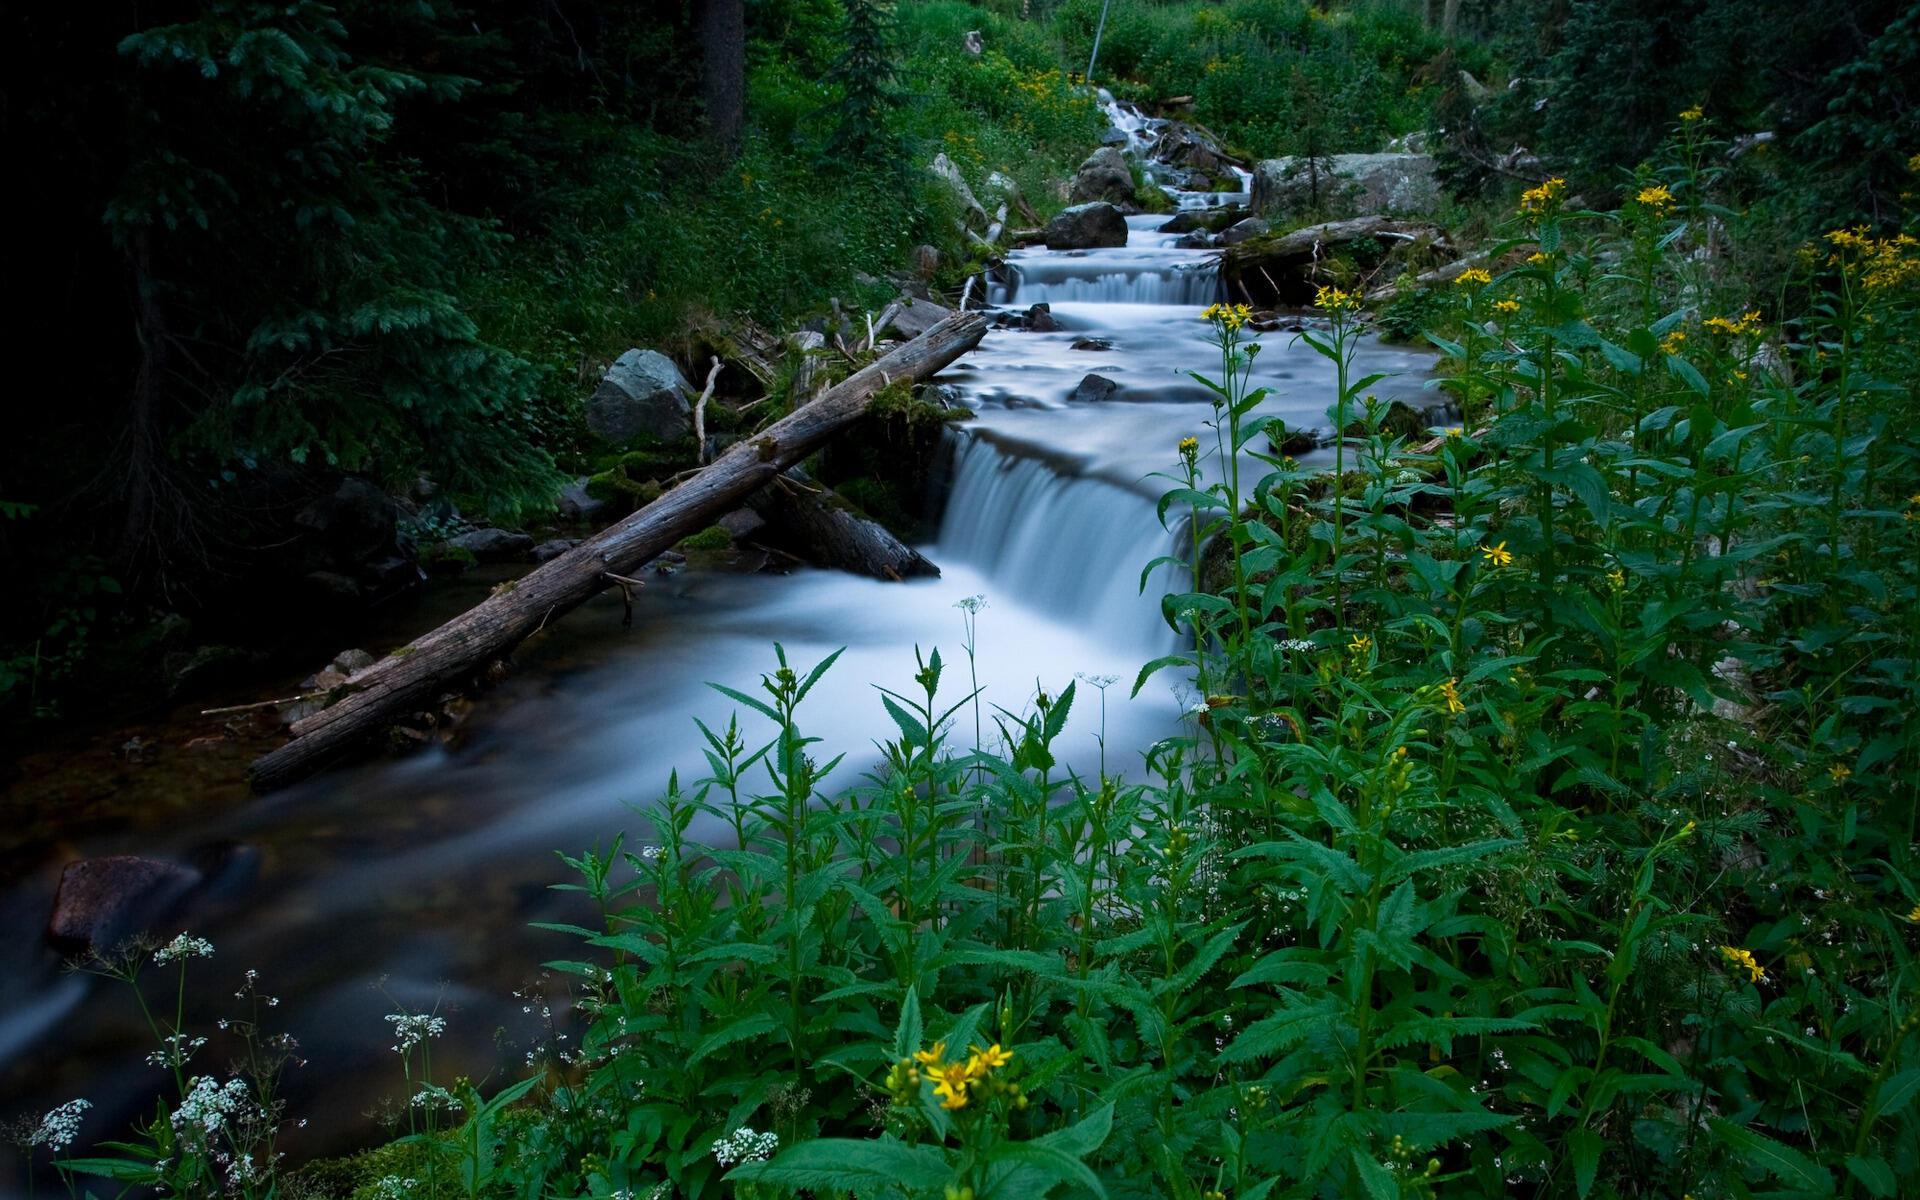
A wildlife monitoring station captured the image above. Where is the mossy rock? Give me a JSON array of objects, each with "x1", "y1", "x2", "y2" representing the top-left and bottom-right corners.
[
  {"x1": 677, "y1": 525, "x2": 733, "y2": 551},
  {"x1": 584, "y1": 468, "x2": 663, "y2": 506}
]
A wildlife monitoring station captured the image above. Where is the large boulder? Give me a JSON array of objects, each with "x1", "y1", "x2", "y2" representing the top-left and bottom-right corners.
[
  {"x1": 294, "y1": 476, "x2": 401, "y2": 566},
  {"x1": 887, "y1": 295, "x2": 955, "y2": 340},
  {"x1": 447, "y1": 527, "x2": 535, "y2": 562},
  {"x1": 1068, "y1": 146, "x2": 1136, "y2": 206},
  {"x1": 1220, "y1": 217, "x2": 1271, "y2": 246},
  {"x1": 928, "y1": 152, "x2": 988, "y2": 229},
  {"x1": 47, "y1": 856, "x2": 202, "y2": 953},
  {"x1": 586, "y1": 350, "x2": 693, "y2": 445},
  {"x1": 1250, "y1": 154, "x2": 1440, "y2": 221},
  {"x1": 1043, "y1": 202, "x2": 1129, "y2": 250},
  {"x1": 1069, "y1": 374, "x2": 1120, "y2": 404}
]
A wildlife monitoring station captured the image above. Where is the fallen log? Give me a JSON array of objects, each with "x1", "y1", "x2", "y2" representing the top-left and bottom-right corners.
[
  {"x1": 250, "y1": 312, "x2": 988, "y2": 791},
  {"x1": 1220, "y1": 216, "x2": 1446, "y2": 306},
  {"x1": 746, "y1": 470, "x2": 938, "y2": 582}
]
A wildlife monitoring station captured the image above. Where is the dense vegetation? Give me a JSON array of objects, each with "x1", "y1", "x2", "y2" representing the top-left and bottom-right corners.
[{"x1": 9, "y1": 1, "x2": 1920, "y2": 1198}]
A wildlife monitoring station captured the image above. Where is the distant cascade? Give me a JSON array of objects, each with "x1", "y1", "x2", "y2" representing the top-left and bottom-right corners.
[
  {"x1": 934, "y1": 432, "x2": 1181, "y2": 655},
  {"x1": 994, "y1": 259, "x2": 1219, "y2": 306}
]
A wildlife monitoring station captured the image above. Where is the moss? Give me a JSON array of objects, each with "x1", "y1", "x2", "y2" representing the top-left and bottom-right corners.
[
  {"x1": 678, "y1": 525, "x2": 733, "y2": 551},
  {"x1": 286, "y1": 1137, "x2": 441, "y2": 1200},
  {"x1": 418, "y1": 541, "x2": 477, "y2": 574},
  {"x1": 836, "y1": 476, "x2": 918, "y2": 538},
  {"x1": 584, "y1": 469, "x2": 663, "y2": 506}
]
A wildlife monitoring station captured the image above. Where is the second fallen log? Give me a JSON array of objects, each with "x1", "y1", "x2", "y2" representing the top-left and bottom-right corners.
[
  {"x1": 250, "y1": 312, "x2": 988, "y2": 791},
  {"x1": 747, "y1": 470, "x2": 938, "y2": 582}
]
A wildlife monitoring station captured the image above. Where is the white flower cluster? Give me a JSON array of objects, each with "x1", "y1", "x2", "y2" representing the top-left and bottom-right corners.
[
  {"x1": 711, "y1": 1126, "x2": 779, "y2": 1167},
  {"x1": 1278, "y1": 638, "x2": 1315, "y2": 653},
  {"x1": 374, "y1": 1174, "x2": 419, "y2": 1199},
  {"x1": 639, "y1": 845, "x2": 666, "y2": 862},
  {"x1": 410, "y1": 1085, "x2": 462, "y2": 1113},
  {"x1": 385, "y1": 1012, "x2": 447, "y2": 1053},
  {"x1": 31, "y1": 1098, "x2": 91, "y2": 1151},
  {"x1": 172, "y1": 1076, "x2": 252, "y2": 1136},
  {"x1": 153, "y1": 933, "x2": 215, "y2": 965},
  {"x1": 146, "y1": 1032, "x2": 208, "y2": 1068}
]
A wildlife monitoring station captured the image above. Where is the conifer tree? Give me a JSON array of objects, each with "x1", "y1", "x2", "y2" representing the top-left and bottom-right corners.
[{"x1": 825, "y1": 0, "x2": 898, "y2": 163}]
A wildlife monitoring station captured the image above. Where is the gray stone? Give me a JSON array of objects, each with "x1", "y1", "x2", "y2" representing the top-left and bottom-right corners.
[
  {"x1": 294, "y1": 476, "x2": 400, "y2": 565},
  {"x1": 1043, "y1": 202, "x2": 1128, "y2": 250},
  {"x1": 1159, "y1": 211, "x2": 1210, "y2": 234},
  {"x1": 558, "y1": 478, "x2": 606, "y2": 520},
  {"x1": 1250, "y1": 154, "x2": 1440, "y2": 221},
  {"x1": 717, "y1": 508, "x2": 766, "y2": 540},
  {"x1": 1071, "y1": 337, "x2": 1114, "y2": 351},
  {"x1": 1069, "y1": 146, "x2": 1135, "y2": 206},
  {"x1": 531, "y1": 539, "x2": 578, "y2": 564},
  {"x1": 334, "y1": 648, "x2": 376, "y2": 673},
  {"x1": 1070, "y1": 374, "x2": 1120, "y2": 404},
  {"x1": 928, "y1": 152, "x2": 988, "y2": 228},
  {"x1": 1023, "y1": 303, "x2": 1061, "y2": 332},
  {"x1": 1100, "y1": 126, "x2": 1129, "y2": 146},
  {"x1": 1220, "y1": 217, "x2": 1271, "y2": 246},
  {"x1": 586, "y1": 350, "x2": 693, "y2": 445},
  {"x1": 888, "y1": 295, "x2": 955, "y2": 340},
  {"x1": 447, "y1": 527, "x2": 535, "y2": 562},
  {"x1": 1173, "y1": 231, "x2": 1217, "y2": 250},
  {"x1": 48, "y1": 856, "x2": 202, "y2": 953}
]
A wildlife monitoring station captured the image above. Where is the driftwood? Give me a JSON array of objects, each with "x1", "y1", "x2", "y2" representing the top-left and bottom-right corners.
[
  {"x1": 1220, "y1": 216, "x2": 1446, "y2": 306},
  {"x1": 746, "y1": 471, "x2": 937, "y2": 582},
  {"x1": 250, "y1": 312, "x2": 988, "y2": 791},
  {"x1": 1364, "y1": 249, "x2": 1493, "y2": 303}
]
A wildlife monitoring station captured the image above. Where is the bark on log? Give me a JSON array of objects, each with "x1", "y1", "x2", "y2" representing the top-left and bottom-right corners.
[
  {"x1": 746, "y1": 471, "x2": 938, "y2": 582},
  {"x1": 250, "y1": 313, "x2": 988, "y2": 791},
  {"x1": 1220, "y1": 216, "x2": 1445, "y2": 306}
]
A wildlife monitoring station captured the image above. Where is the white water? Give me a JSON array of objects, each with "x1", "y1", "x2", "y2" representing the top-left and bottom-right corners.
[{"x1": 0, "y1": 121, "x2": 1437, "y2": 1163}]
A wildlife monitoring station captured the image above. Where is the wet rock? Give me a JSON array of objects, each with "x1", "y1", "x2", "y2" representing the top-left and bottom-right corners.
[
  {"x1": 362, "y1": 555, "x2": 423, "y2": 596},
  {"x1": 928, "y1": 152, "x2": 988, "y2": 229},
  {"x1": 586, "y1": 350, "x2": 693, "y2": 445},
  {"x1": 717, "y1": 508, "x2": 766, "y2": 541},
  {"x1": 1023, "y1": 303, "x2": 1062, "y2": 332},
  {"x1": 1220, "y1": 217, "x2": 1271, "y2": 246},
  {"x1": 1100, "y1": 126, "x2": 1129, "y2": 147},
  {"x1": 1070, "y1": 374, "x2": 1120, "y2": 404},
  {"x1": 447, "y1": 527, "x2": 535, "y2": 563},
  {"x1": 1159, "y1": 211, "x2": 1211, "y2": 234},
  {"x1": 557, "y1": 478, "x2": 606, "y2": 521},
  {"x1": 302, "y1": 648, "x2": 376, "y2": 691},
  {"x1": 887, "y1": 295, "x2": 954, "y2": 340},
  {"x1": 1071, "y1": 337, "x2": 1114, "y2": 351},
  {"x1": 47, "y1": 856, "x2": 202, "y2": 953},
  {"x1": 1043, "y1": 202, "x2": 1128, "y2": 251},
  {"x1": 1250, "y1": 154, "x2": 1440, "y2": 221},
  {"x1": 1068, "y1": 147, "x2": 1136, "y2": 206},
  {"x1": 335, "y1": 648, "x2": 375, "y2": 673},
  {"x1": 1267, "y1": 425, "x2": 1321, "y2": 457},
  {"x1": 1173, "y1": 231, "x2": 1217, "y2": 250},
  {"x1": 531, "y1": 539, "x2": 578, "y2": 564}
]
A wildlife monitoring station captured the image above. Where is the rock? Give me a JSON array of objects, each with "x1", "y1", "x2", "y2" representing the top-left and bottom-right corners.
[
  {"x1": 928, "y1": 152, "x2": 988, "y2": 229},
  {"x1": 1068, "y1": 146, "x2": 1136, "y2": 206},
  {"x1": 557, "y1": 478, "x2": 606, "y2": 521},
  {"x1": 303, "y1": 570, "x2": 362, "y2": 603},
  {"x1": 1070, "y1": 374, "x2": 1120, "y2": 404},
  {"x1": 1100, "y1": 126, "x2": 1129, "y2": 147},
  {"x1": 717, "y1": 508, "x2": 767, "y2": 541},
  {"x1": 531, "y1": 538, "x2": 578, "y2": 564},
  {"x1": 47, "y1": 856, "x2": 202, "y2": 953},
  {"x1": 1071, "y1": 337, "x2": 1114, "y2": 351},
  {"x1": 361, "y1": 555, "x2": 422, "y2": 595},
  {"x1": 1159, "y1": 211, "x2": 1211, "y2": 234},
  {"x1": 294, "y1": 476, "x2": 401, "y2": 566},
  {"x1": 888, "y1": 295, "x2": 955, "y2": 340},
  {"x1": 910, "y1": 244, "x2": 941, "y2": 280},
  {"x1": 334, "y1": 648, "x2": 376, "y2": 673},
  {"x1": 963, "y1": 29, "x2": 982, "y2": 55},
  {"x1": 164, "y1": 644, "x2": 254, "y2": 694},
  {"x1": 1459, "y1": 70, "x2": 1491, "y2": 102},
  {"x1": 1220, "y1": 217, "x2": 1271, "y2": 246},
  {"x1": 980, "y1": 171, "x2": 1040, "y2": 225},
  {"x1": 1043, "y1": 202, "x2": 1128, "y2": 250},
  {"x1": 1384, "y1": 130, "x2": 1430, "y2": 155},
  {"x1": 1023, "y1": 303, "x2": 1061, "y2": 332},
  {"x1": 1250, "y1": 154, "x2": 1440, "y2": 221},
  {"x1": 447, "y1": 528, "x2": 535, "y2": 562},
  {"x1": 586, "y1": 350, "x2": 694, "y2": 445},
  {"x1": 1173, "y1": 231, "x2": 1217, "y2": 250},
  {"x1": 1267, "y1": 425, "x2": 1321, "y2": 457}
]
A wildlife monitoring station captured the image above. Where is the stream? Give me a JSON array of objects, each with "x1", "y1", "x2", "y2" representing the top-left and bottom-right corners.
[{"x1": 0, "y1": 107, "x2": 1438, "y2": 1176}]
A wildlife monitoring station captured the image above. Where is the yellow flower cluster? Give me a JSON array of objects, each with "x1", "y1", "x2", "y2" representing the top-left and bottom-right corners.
[
  {"x1": 1661, "y1": 330, "x2": 1688, "y2": 356},
  {"x1": 1526, "y1": 251, "x2": 1550, "y2": 266},
  {"x1": 1703, "y1": 310, "x2": 1762, "y2": 336},
  {"x1": 1829, "y1": 763, "x2": 1852, "y2": 783},
  {"x1": 1440, "y1": 677, "x2": 1465, "y2": 715},
  {"x1": 1455, "y1": 267, "x2": 1493, "y2": 287},
  {"x1": 1908, "y1": 903, "x2": 1920, "y2": 923},
  {"x1": 1493, "y1": 298, "x2": 1521, "y2": 315},
  {"x1": 1347, "y1": 633, "x2": 1371, "y2": 655},
  {"x1": 1178, "y1": 436, "x2": 1200, "y2": 459},
  {"x1": 1481, "y1": 540, "x2": 1513, "y2": 567},
  {"x1": 1202, "y1": 302, "x2": 1255, "y2": 331},
  {"x1": 1519, "y1": 177, "x2": 1567, "y2": 214},
  {"x1": 1826, "y1": 226, "x2": 1920, "y2": 293},
  {"x1": 1719, "y1": 945, "x2": 1765, "y2": 984},
  {"x1": 1679, "y1": 105, "x2": 1704, "y2": 122},
  {"x1": 912, "y1": 1041, "x2": 1016, "y2": 1111},
  {"x1": 1314, "y1": 285, "x2": 1361, "y2": 313},
  {"x1": 1635, "y1": 184, "x2": 1674, "y2": 211}
]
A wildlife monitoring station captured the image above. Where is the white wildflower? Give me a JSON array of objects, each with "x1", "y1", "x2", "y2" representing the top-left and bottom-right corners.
[
  {"x1": 410, "y1": 1085, "x2": 462, "y2": 1113},
  {"x1": 385, "y1": 1012, "x2": 447, "y2": 1053},
  {"x1": 153, "y1": 933, "x2": 215, "y2": 965},
  {"x1": 712, "y1": 1126, "x2": 779, "y2": 1167},
  {"x1": 31, "y1": 1099, "x2": 91, "y2": 1151},
  {"x1": 374, "y1": 1175, "x2": 419, "y2": 1199},
  {"x1": 172, "y1": 1077, "x2": 251, "y2": 1137}
]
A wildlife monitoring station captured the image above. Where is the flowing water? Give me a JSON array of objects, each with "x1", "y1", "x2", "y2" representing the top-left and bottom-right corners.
[{"x1": 0, "y1": 114, "x2": 1437, "y2": 1173}]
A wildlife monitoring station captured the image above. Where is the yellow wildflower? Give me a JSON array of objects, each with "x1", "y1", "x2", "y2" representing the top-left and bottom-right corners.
[
  {"x1": 1314, "y1": 285, "x2": 1360, "y2": 314},
  {"x1": 1679, "y1": 105, "x2": 1704, "y2": 122},
  {"x1": 969, "y1": 1043, "x2": 1014, "y2": 1071},
  {"x1": 1718, "y1": 945, "x2": 1765, "y2": 984},
  {"x1": 1829, "y1": 763, "x2": 1852, "y2": 783},
  {"x1": 1907, "y1": 903, "x2": 1920, "y2": 923},
  {"x1": 1519, "y1": 177, "x2": 1566, "y2": 214},
  {"x1": 1445, "y1": 426, "x2": 1464, "y2": 438},
  {"x1": 1440, "y1": 678, "x2": 1465, "y2": 715},
  {"x1": 1661, "y1": 330, "x2": 1687, "y2": 356},
  {"x1": 912, "y1": 1040, "x2": 946, "y2": 1066},
  {"x1": 1202, "y1": 302, "x2": 1255, "y2": 332},
  {"x1": 1635, "y1": 184, "x2": 1674, "y2": 211},
  {"x1": 1606, "y1": 567, "x2": 1626, "y2": 590},
  {"x1": 1526, "y1": 251, "x2": 1550, "y2": 265},
  {"x1": 1456, "y1": 267, "x2": 1493, "y2": 287},
  {"x1": 1481, "y1": 541, "x2": 1513, "y2": 567},
  {"x1": 1703, "y1": 310, "x2": 1762, "y2": 336},
  {"x1": 1493, "y1": 299, "x2": 1521, "y2": 314},
  {"x1": 1178, "y1": 436, "x2": 1199, "y2": 459},
  {"x1": 1348, "y1": 633, "x2": 1372, "y2": 655}
]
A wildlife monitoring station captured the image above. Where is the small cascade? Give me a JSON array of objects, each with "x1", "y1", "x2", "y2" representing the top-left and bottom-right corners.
[
  {"x1": 995, "y1": 258, "x2": 1219, "y2": 307},
  {"x1": 934, "y1": 433, "x2": 1179, "y2": 655}
]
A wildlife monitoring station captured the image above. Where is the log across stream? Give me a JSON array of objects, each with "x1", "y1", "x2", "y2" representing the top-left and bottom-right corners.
[{"x1": 0, "y1": 174, "x2": 1439, "y2": 1154}]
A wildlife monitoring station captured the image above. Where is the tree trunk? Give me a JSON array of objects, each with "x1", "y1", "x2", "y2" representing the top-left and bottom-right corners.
[
  {"x1": 1442, "y1": 0, "x2": 1462, "y2": 39},
  {"x1": 747, "y1": 470, "x2": 938, "y2": 581},
  {"x1": 1220, "y1": 216, "x2": 1447, "y2": 306},
  {"x1": 249, "y1": 313, "x2": 987, "y2": 791},
  {"x1": 701, "y1": 0, "x2": 746, "y2": 158}
]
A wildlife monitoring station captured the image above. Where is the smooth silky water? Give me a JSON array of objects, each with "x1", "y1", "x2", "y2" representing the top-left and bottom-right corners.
[{"x1": 0, "y1": 114, "x2": 1436, "y2": 1161}]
